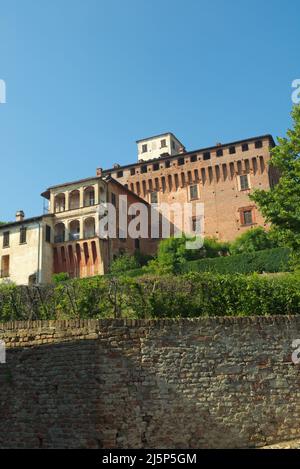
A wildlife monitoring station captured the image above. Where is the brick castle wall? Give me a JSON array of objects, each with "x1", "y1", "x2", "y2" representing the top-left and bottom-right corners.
[
  {"x1": 0, "y1": 317, "x2": 299, "y2": 448},
  {"x1": 103, "y1": 136, "x2": 280, "y2": 241}
]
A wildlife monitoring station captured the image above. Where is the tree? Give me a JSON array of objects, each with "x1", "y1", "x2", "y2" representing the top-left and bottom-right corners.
[
  {"x1": 250, "y1": 105, "x2": 300, "y2": 263},
  {"x1": 146, "y1": 235, "x2": 230, "y2": 275},
  {"x1": 109, "y1": 253, "x2": 140, "y2": 275},
  {"x1": 230, "y1": 227, "x2": 278, "y2": 255}
]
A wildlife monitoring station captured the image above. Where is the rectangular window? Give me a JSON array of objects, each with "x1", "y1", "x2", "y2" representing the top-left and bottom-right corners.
[
  {"x1": 239, "y1": 175, "x2": 250, "y2": 190},
  {"x1": 242, "y1": 143, "x2": 249, "y2": 152},
  {"x1": 20, "y1": 227, "x2": 27, "y2": 244},
  {"x1": 178, "y1": 157, "x2": 184, "y2": 166},
  {"x1": 190, "y1": 155, "x2": 197, "y2": 163},
  {"x1": 151, "y1": 191, "x2": 158, "y2": 204},
  {"x1": 141, "y1": 165, "x2": 147, "y2": 174},
  {"x1": 1, "y1": 255, "x2": 10, "y2": 278},
  {"x1": 229, "y1": 146, "x2": 236, "y2": 154},
  {"x1": 203, "y1": 152, "x2": 211, "y2": 160},
  {"x1": 165, "y1": 160, "x2": 171, "y2": 168},
  {"x1": 190, "y1": 184, "x2": 198, "y2": 200},
  {"x1": 172, "y1": 140, "x2": 175, "y2": 150},
  {"x1": 242, "y1": 210, "x2": 253, "y2": 225},
  {"x1": 117, "y1": 170, "x2": 123, "y2": 178},
  {"x1": 3, "y1": 231, "x2": 9, "y2": 248},
  {"x1": 160, "y1": 139, "x2": 167, "y2": 148},
  {"x1": 111, "y1": 193, "x2": 116, "y2": 207},
  {"x1": 45, "y1": 225, "x2": 51, "y2": 243},
  {"x1": 216, "y1": 149, "x2": 223, "y2": 157},
  {"x1": 130, "y1": 167, "x2": 135, "y2": 175},
  {"x1": 142, "y1": 144, "x2": 148, "y2": 153},
  {"x1": 255, "y1": 140, "x2": 263, "y2": 149},
  {"x1": 153, "y1": 163, "x2": 159, "y2": 171},
  {"x1": 191, "y1": 216, "x2": 202, "y2": 233}
]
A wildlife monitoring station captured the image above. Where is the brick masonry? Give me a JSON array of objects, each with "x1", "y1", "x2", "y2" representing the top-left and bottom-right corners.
[{"x1": 0, "y1": 317, "x2": 299, "y2": 448}]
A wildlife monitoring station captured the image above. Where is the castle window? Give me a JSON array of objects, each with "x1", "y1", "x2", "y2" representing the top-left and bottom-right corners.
[
  {"x1": 190, "y1": 155, "x2": 197, "y2": 163},
  {"x1": 130, "y1": 168, "x2": 136, "y2": 176},
  {"x1": 142, "y1": 144, "x2": 148, "y2": 153},
  {"x1": 216, "y1": 149, "x2": 223, "y2": 157},
  {"x1": 190, "y1": 184, "x2": 198, "y2": 200},
  {"x1": 117, "y1": 170, "x2": 123, "y2": 178},
  {"x1": 141, "y1": 165, "x2": 147, "y2": 174},
  {"x1": 203, "y1": 152, "x2": 211, "y2": 160},
  {"x1": 3, "y1": 231, "x2": 9, "y2": 248},
  {"x1": 239, "y1": 174, "x2": 250, "y2": 191},
  {"x1": 240, "y1": 209, "x2": 254, "y2": 226},
  {"x1": 165, "y1": 160, "x2": 171, "y2": 168},
  {"x1": 160, "y1": 139, "x2": 167, "y2": 148},
  {"x1": 178, "y1": 157, "x2": 184, "y2": 166},
  {"x1": 259, "y1": 156, "x2": 265, "y2": 173},
  {"x1": 191, "y1": 216, "x2": 201, "y2": 233},
  {"x1": 20, "y1": 227, "x2": 27, "y2": 244},
  {"x1": 153, "y1": 163, "x2": 159, "y2": 171},
  {"x1": 45, "y1": 225, "x2": 51, "y2": 243},
  {"x1": 172, "y1": 140, "x2": 175, "y2": 150},
  {"x1": 111, "y1": 192, "x2": 117, "y2": 207},
  {"x1": 229, "y1": 146, "x2": 236, "y2": 154},
  {"x1": 151, "y1": 191, "x2": 158, "y2": 204},
  {"x1": 255, "y1": 140, "x2": 263, "y2": 149},
  {"x1": 242, "y1": 143, "x2": 249, "y2": 152}
]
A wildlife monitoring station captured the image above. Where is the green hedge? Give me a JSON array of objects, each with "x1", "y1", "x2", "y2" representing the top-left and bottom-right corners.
[
  {"x1": 0, "y1": 270, "x2": 299, "y2": 321},
  {"x1": 181, "y1": 247, "x2": 291, "y2": 275}
]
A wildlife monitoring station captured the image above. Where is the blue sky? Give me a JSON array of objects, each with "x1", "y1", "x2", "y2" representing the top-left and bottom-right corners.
[{"x1": 0, "y1": 0, "x2": 299, "y2": 221}]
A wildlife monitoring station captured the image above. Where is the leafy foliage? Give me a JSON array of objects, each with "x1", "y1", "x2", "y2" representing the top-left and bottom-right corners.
[
  {"x1": 181, "y1": 247, "x2": 290, "y2": 274},
  {"x1": 0, "y1": 270, "x2": 299, "y2": 321},
  {"x1": 146, "y1": 235, "x2": 230, "y2": 275},
  {"x1": 250, "y1": 105, "x2": 300, "y2": 264},
  {"x1": 230, "y1": 227, "x2": 279, "y2": 255},
  {"x1": 52, "y1": 272, "x2": 70, "y2": 284},
  {"x1": 110, "y1": 253, "x2": 140, "y2": 274}
]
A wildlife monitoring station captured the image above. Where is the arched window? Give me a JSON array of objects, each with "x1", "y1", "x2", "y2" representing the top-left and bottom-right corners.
[
  {"x1": 69, "y1": 190, "x2": 80, "y2": 210},
  {"x1": 69, "y1": 220, "x2": 80, "y2": 241},
  {"x1": 54, "y1": 193, "x2": 66, "y2": 213},
  {"x1": 84, "y1": 187, "x2": 95, "y2": 207},
  {"x1": 54, "y1": 223, "x2": 65, "y2": 243},
  {"x1": 84, "y1": 217, "x2": 95, "y2": 239}
]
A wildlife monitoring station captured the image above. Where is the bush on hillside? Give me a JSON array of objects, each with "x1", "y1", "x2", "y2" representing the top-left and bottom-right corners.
[
  {"x1": 0, "y1": 269, "x2": 299, "y2": 321},
  {"x1": 230, "y1": 227, "x2": 279, "y2": 255},
  {"x1": 181, "y1": 247, "x2": 290, "y2": 275}
]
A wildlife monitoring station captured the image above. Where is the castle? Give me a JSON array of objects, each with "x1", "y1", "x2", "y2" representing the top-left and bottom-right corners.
[{"x1": 0, "y1": 132, "x2": 279, "y2": 285}]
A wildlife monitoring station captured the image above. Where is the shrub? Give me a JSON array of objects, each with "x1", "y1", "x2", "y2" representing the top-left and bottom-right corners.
[
  {"x1": 181, "y1": 247, "x2": 290, "y2": 275},
  {"x1": 230, "y1": 227, "x2": 279, "y2": 255},
  {"x1": 0, "y1": 268, "x2": 299, "y2": 321},
  {"x1": 146, "y1": 235, "x2": 230, "y2": 275},
  {"x1": 52, "y1": 272, "x2": 70, "y2": 284},
  {"x1": 109, "y1": 253, "x2": 140, "y2": 274}
]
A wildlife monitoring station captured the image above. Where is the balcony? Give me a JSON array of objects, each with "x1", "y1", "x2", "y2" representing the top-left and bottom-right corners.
[
  {"x1": 69, "y1": 233, "x2": 80, "y2": 241},
  {"x1": 54, "y1": 234, "x2": 65, "y2": 244}
]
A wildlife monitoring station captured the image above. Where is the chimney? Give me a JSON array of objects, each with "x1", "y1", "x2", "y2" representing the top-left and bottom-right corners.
[
  {"x1": 96, "y1": 167, "x2": 103, "y2": 177},
  {"x1": 16, "y1": 210, "x2": 25, "y2": 222}
]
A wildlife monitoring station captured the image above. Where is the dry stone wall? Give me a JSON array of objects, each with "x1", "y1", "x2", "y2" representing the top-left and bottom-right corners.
[{"x1": 0, "y1": 317, "x2": 299, "y2": 448}]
